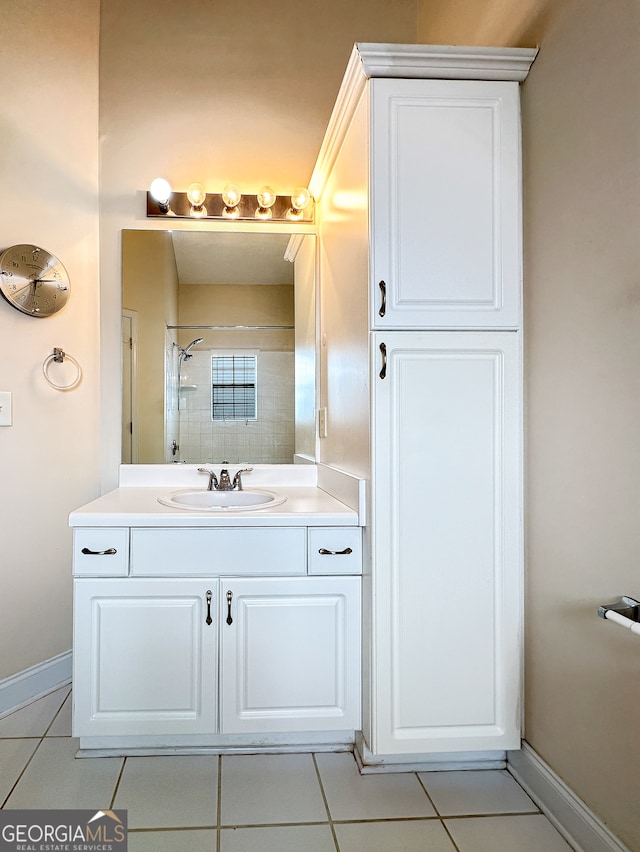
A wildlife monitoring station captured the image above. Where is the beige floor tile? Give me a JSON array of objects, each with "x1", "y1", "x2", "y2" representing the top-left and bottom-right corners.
[
  {"x1": 128, "y1": 828, "x2": 216, "y2": 851},
  {"x1": 419, "y1": 769, "x2": 538, "y2": 816},
  {"x1": 47, "y1": 692, "x2": 72, "y2": 737},
  {"x1": 0, "y1": 739, "x2": 39, "y2": 804},
  {"x1": 445, "y1": 813, "x2": 573, "y2": 851},
  {"x1": 221, "y1": 823, "x2": 335, "y2": 852},
  {"x1": 0, "y1": 687, "x2": 71, "y2": 738},
  {"x1": 221, "y1": 754, "x2": 326, "y2": 826},
  {"x1": 316, "y1": 751, "x2": 435, "y2": 821},
  {"x1": 335, "y1": 819, "x2": 457, "y2": 852},
  {"x1": 113, "y1": 755, "x2": 218, "y2": 829},
  {"x1": 4, "y1": 737, "x2": 122, "y2": 810}
]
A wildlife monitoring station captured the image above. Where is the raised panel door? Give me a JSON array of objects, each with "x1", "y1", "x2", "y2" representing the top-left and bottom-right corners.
[
  {"x1": 371, "y1": 331, "x2": 522, "y2": 753},
  {"x1": 73, "y1": 578, "x2": 217, "y2": 736},
  {"x1": 371, "y1": 79, "x2": 521, "y2": 329},
  {"x1": 221, "y1": 576, "x2": 361, "y2": 733}
]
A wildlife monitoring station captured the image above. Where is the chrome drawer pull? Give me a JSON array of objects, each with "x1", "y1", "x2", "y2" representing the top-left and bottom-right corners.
[
  {"x1": 81, "y1": 547, "x2": 117, "y2": 556},
  {"x1": 318, "y1": 547, "x2": 353, "y2": 556},
  {"x1": 379, "y1": 342, "x2": 387, "y2": 379},
  {"x1": 378, "y1": 280, "x2": 387, "y2": 317}
]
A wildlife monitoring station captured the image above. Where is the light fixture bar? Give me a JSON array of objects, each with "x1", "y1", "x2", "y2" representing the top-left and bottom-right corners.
[{"x1": 146, "y1": 191, "x2": 314, "y2": 223}]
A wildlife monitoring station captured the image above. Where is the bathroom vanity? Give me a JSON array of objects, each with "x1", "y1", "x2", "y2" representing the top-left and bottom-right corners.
[{"x1": 70, "y1": 465, "x2": 363, "y2": 753}]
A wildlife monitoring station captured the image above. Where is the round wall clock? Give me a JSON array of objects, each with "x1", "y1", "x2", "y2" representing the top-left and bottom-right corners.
[{"x1": 0, "y1": 244, "x2": 70, "y2": 317}]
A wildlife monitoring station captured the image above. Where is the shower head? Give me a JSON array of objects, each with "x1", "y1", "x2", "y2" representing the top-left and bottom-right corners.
[{"x1": 178, "y1": 338, "x2": 204, "y2": 360}]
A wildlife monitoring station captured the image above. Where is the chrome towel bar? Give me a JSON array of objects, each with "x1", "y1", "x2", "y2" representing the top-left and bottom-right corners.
[{"x1": 597, "y1": 596, "x2": 640, "y2": 637}]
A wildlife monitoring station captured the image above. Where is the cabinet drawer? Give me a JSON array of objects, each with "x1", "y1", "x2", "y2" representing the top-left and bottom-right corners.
[
  {"x1": 73, "y1": 529, "x2": 129, "y2": 576},
  {"x1": 130, "y1": 528, "x2": 306, "y2": 576},
  {"x1": 308, "y1": 528, "x2": 362, "y2": 575}
]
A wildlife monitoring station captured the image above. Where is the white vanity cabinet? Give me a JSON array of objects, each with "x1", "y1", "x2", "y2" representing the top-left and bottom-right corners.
[
  {"x1": 72, "y1": 524, "x2": 362, "y2": 743},
  {"x1": 73, "y1": 578, "x2": 218, "y2": 737},
  {"x1": 220, "y1": 576, "x2": 361, "y2": 733},
  {"x1": 371, "y1": 78, "x2": 522, "y2": 330},
  {"x1": 371, "y1": 331, "x2": 521, "y2": 754}
]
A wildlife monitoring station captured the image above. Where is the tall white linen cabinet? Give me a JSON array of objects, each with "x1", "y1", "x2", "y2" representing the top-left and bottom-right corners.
[{"x1": 311, "y1": 44, "x2": 537, "y2": 765}]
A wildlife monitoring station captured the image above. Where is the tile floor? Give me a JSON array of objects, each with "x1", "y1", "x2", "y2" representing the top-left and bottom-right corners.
[{"x1": 0, "y1": 686, "x2": 575, "y2": 851}]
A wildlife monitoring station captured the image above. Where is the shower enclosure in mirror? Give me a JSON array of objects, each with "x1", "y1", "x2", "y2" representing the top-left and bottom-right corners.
[{"x1": 121, "y1": 230, "x2": 316, "y2": 465}]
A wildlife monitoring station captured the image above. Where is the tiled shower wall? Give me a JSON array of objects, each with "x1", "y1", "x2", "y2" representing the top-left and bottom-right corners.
[{"x1": 177, "y1": 350, "x2": 295, "y2": 464}]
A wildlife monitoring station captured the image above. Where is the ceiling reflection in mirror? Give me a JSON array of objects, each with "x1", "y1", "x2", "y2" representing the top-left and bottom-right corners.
[{"x1": 121, "y1": 230, "x2": 316, "y2": 466}]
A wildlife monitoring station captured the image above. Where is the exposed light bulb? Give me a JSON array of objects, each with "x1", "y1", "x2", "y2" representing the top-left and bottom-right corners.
[
  {"x1": 291, "y1": 187, "x2": 311, "y2": 211},
  {"x1": 222, "y1": 184, "x2": 242, "y2": 208},
  {"x1": 187, "y1": 182, "x2": 207, "y2": 217},
  {"x1": 149, "y1": 177, "x2": 172, "y2": 212},
  {"x1": 256, "y1": 186, "x2": 277, "y2": 209},
  {"x1": 256, "y1": 185, "x2": 277, "y2": 219}
]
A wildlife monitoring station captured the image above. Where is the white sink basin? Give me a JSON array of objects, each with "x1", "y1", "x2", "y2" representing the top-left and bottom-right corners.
[{"x1": 158, "y1": 489, "x2": 286, "y2": 512}]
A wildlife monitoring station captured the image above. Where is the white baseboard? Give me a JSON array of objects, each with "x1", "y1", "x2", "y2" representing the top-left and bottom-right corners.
[
  {"x1": 0, "y1": 651, "x2": 72, "y2": 719},
  {"x1": 508, "y1": 742, "x2": 630, "y2": 852}
]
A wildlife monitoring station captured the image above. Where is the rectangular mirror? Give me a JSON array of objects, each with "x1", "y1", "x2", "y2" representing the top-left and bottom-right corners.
[{"x1": 121, "y1": 230, "x2": 316, "y2": 465}]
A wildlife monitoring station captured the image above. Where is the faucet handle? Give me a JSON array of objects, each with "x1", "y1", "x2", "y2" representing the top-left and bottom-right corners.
[
  {"x1": 232, "y1": 467, "x2": 253, "y2": 490},
  {"x1": 197, "y1": 467, "x2": 218, "y2": 491}
]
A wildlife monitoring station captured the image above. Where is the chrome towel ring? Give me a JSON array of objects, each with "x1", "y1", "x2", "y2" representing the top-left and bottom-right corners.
[{"x1": 42, "y1": 347, "x2": 82, "y2": 391}]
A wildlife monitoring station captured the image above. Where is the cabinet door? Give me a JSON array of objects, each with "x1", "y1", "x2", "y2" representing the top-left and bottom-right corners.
[
  {"x1": 73, "y1": 579, "x2": 217, "y2": 736},
  {"x1": 221, "y1": 576, "x2": 361, "y2": 733},
  {"x1": 371, "y1": 79, "x2": 521, "y2": 329},
  {"x1": 371, "y1": 331, "x2": 521, "y2": 754}
]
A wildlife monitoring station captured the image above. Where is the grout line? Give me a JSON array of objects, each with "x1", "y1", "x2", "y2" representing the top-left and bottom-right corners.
[
  {"x1": 312, "y1": 753, "x2": 339, "y2": 852},
  {"x1": 415, "y1": 769, "x2": 462, "y2": 852},
  {"x1": 109, "y1": 755, "x2": 127, "y2": 810},
  {"x1": 128, "y1": 825, "x2": 217, "y2": 833},
  {"x1": 219, "y1": 820, "x2": 333, "y2": 830},
  {"x1": 1, "y1": 735, "x2": 45, "y2": 809},
  {"x1": 0, "y1": 736, "x2": 43, "y2": 741},
  {"x1": 42, "y1": 688, "x2": 72, "y2": 738},
  {"x1": 443, "y1": 811, "x2": 548, "y2": 821}
]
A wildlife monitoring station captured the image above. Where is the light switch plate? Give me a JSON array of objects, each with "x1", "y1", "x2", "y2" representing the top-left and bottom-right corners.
[{"x1": 0, "y1": 391, "x2": 13, "y2": 426}]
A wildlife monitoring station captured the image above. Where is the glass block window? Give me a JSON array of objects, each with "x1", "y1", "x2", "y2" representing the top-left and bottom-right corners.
[{"x1": 211, "y1": 353, "x2": 257, "y2": 421}]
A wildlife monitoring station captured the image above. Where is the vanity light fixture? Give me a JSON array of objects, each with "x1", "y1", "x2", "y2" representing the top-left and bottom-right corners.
[
  {"x1": 287, "y1": 186, "x2": 312, "y2": 221},
  {"x1": 146, "y1": 180, "x2": 313, "y2": 222},
  {"x1": 222, "y1": 184, "x2": 242, "y2": 219},
  {"x1": 255, "y1": 185, "x2": 277, "y2": 220},
  {"x1": 149, "y1": 177, "x2": 172, "y2": 213},
  {"x1": 186, "y1": 182, "x2": 207, "y2": 218}
]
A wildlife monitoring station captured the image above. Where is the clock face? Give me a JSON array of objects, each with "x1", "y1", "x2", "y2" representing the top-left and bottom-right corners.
[{"x1": 0, "y1": 244, "x2": 70, "y2": 317}]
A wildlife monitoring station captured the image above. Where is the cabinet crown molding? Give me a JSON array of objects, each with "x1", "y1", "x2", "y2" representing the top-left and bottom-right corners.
[
  {"x1": 355, "y1": 43, "x2": 538, "y2": 82},
  {"x1": 309, "y1": 42, "x2": 538, "y2": 200}
]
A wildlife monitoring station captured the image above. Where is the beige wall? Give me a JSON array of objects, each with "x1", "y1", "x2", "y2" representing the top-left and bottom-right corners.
[
  {"x1": 522, "y1": 1, "x2": 640, "y2": 846},
  {"x1": 0, "y1": 1, "x2": 100, "y2": 678},
  {"x1": 417, "y1": 0, "x2": 556, "y2": 47}
]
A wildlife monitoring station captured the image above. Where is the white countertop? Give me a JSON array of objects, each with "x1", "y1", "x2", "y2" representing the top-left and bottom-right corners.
[
  {"x1": 69, "y1": 465, "x2": 365, "y2": 528},
  {"x1": 69, "y1": 485, "x2": 359, "y2": 528}
]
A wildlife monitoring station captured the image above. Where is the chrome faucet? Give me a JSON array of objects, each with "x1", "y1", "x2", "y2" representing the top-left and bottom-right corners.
[
  {"x1": 232, "y1": 468, "x2": 253, "y2": 490},
  {"x1": 197, "y1": 468, "x2": 219, "y2": 491},
  {"x1": 198, "y1": 467, "x2": 253, "y2": 491},
  {"x1": 217, "y1": 469, "x2": 232, "y2": 490}
]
